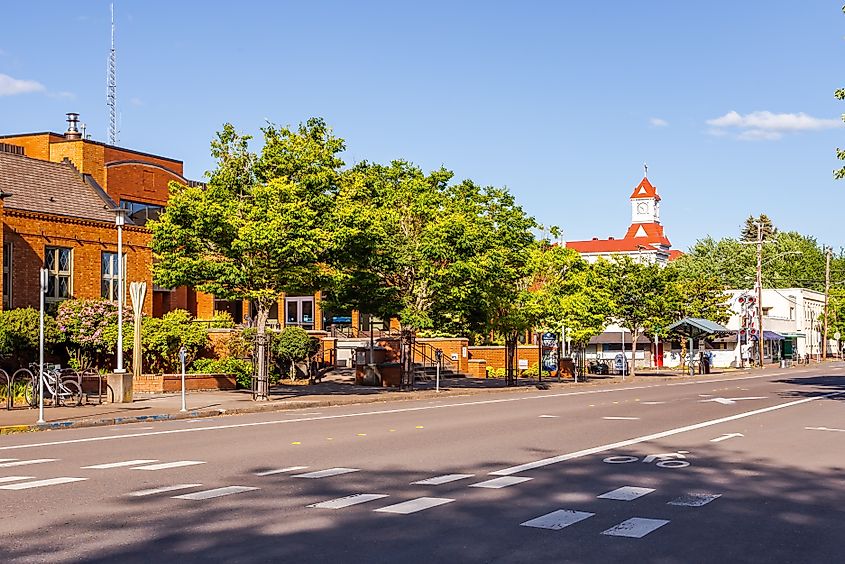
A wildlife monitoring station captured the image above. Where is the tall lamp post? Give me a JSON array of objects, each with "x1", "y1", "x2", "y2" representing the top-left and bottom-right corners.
[{"x1": 111, "y1": 207, "x2": 128, "y2": 373}]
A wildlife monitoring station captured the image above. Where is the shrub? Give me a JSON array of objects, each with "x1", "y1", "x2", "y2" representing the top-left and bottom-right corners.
[
  {"x1": 0, "y1": 307, "x2": 62, "y2": 359},
  {"x1": 192, "y1": 357, "x2": 253, "y2": 389},
  {"x1": 56, "y1": 299, "x2": 133, "y2": 369},
  {"x1": 142, "y1": 310, "x2": 209, "y2": 373},
  {"x1": 199, "y1": 311, "x2": 235, "y2": 329},
  {"x1": 273, "y1": 327, "x2": 319, "y2": 380}
]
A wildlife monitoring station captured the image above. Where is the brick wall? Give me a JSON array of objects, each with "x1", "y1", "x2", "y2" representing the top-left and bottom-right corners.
[
  {"x1": 133, "y1": 373, "x2": 236, "y2": 394},
  {"x1": 2, "y1": 209, "x2": 153, "y2": 315},
  {"x1": 467, "y1": 346, "x2": 540, "y2": 371},
  {"x1": 105, "y1": 162, "x2": 183, "y2": 205}
]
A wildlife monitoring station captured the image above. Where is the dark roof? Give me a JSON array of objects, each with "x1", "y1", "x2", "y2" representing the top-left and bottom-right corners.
[
  {"x1": 0, "y1": 151, "x2": 117, "y2": 223},
  {"x1": 666, "y1": 317, "x2": 731, "y2": 338},
  {"x1": 589, "y1": 331, "x2": 651, "y2": 345}
]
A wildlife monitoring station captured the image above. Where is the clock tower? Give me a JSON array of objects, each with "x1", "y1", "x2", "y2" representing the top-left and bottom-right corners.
[{"x1": 630, "y1": 177, "x2": 660, "y2": 224}]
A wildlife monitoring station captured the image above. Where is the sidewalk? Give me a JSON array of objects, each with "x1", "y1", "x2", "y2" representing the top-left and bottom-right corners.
[{"x1": 0, "y1": 364, "x2": 792, "y2": 435}]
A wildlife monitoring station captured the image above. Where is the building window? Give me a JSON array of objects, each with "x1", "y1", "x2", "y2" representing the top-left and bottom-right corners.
[
  {"x1": 2, "y1": 242, "x2": 11, "y2": 309},
  {"x1": 120, "y1": 200, "x2": 163, "y2": 226},
  {"x1": 101, "y1": 252, "x2": 126, "y2": 302},
  {"x1": 285, "y1": 296, "x2": 315, "y2": 330},
  {"x1": 45, "y1": 246, "x2": 72, "y2": 300}
]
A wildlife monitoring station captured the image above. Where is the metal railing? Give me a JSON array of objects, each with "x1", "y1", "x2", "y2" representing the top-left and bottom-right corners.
[{"x1": 412, "y1": 341, "x2": 458, "y2": 374}]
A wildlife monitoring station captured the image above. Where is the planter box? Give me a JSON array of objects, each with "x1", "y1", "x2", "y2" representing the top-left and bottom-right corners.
[{"x1": 134, "y1": 373, "x2": 237, "y2": 394}]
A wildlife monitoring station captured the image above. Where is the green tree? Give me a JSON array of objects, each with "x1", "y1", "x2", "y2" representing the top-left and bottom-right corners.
[
  {"x1": 151, "y1": 119, "x2": 343, "y2": 391},
  {"x1": 740, "y1": 214, "x2": 777, "y2": 242}
]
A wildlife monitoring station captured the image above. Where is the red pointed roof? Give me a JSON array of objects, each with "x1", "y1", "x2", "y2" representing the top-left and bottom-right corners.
[
  {"x1": 629, "y1": 177, "x2": 661, "y2": 201},
  {"x1": 668, "y1": 249, "x2": 684, "y2": 261},
  {"x1": 622, "y1": 222, "x2": 671, "y2": 246}
]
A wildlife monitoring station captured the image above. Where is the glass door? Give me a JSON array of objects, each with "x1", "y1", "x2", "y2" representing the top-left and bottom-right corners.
[{"x1": 285, "y1": 296, "x2": 315, "y2": 330}]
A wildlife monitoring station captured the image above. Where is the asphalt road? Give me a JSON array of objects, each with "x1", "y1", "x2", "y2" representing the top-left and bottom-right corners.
[{"x1": 1, "y1": 363, "x2": 843, "y2": 563}]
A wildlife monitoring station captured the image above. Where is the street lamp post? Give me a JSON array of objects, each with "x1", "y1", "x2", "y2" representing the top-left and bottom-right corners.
[{"x1": 111, "y1": 207, "x2": 128, "y2": 373}]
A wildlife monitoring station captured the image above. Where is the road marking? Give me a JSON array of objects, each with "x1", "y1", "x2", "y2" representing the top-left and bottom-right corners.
[
  {"x1": 82, "y1": 459, "x2": 159, "y2": 469},
  {"x1": 539, "y1": 415, "x2": 559, "y2": 418},
  {"x1": 668, "y1": 493, "x2": 721, "y2": 507},
  {"x1": 603, "y1": 456, "x2": 639, "y2": 464},
  {"x1": 292, "y1": 468, "x2": 360, "y2": 479},
  {"x1": 0, "y1": 476, "x2": 34, "y2": 483},
  {"x1": 701, "y1": 396, "x2": 766, "y2": 405},
  {"x1": 641, "y1": 401, "x2": 665, "y2": 405},
  {"x1": 489, "y1": 391, "x2": 844, "y2": 476},
  {"x1": 132, "y1": 461, "x2": 206, "y2": 471},
  {"x1": 0, "y1": 368, "x2": 823, "y2": 453},
  {"x1": 470, "y1": 476, "x2": 532, "y2": 489},
  {"x1": 520, "y1": 509, "x2": 595, "y2": 530},
  {"x1": 805, "y1": 426, "x2": 845, "y2": 433},
  {"x1": 602, "y1": 517, "x2": 670, "y2": 538},
  {"x1": 128, "y1": 484, "x2": 203, "y2": 497},
  {"x1": 0, "y1": 459, "x2": 56, "y2": 468},
  {"x1": 254, "y1": 466, "x2": 308, "y2": 476},
  {"x1": 172, "y1": 486, "x2": 258, "y2": 500},
  {"x1": 412, "y1": 474, "x2": 475, "y2": 485},
  {"x1": 642, "y1": 452, "x2": 685, "y2": 464},
  {"x1": 0, "y1": 477, "x2": 87, "y2": 490},
  {"x1": 308, "y1": 493, "x2": 389, "y2": 509},
  {"x1": 598, "y1": 486, "x2": 655, "y2": 501},
  {"x1": 0, "y1": 458, "x2": 18, "y2": 462},
  {"x1": 374, "y1": 497, "x2": 455, "y2": 514},
  {"x1": 111, "y1": 426, "x2": 155, "y2": 431},
  {"x1": 711, "y1": 433, "x2": 744, "y2": 442},
  {"x1": 603, "y1": 416, "x2": 640, "y2": 420}
]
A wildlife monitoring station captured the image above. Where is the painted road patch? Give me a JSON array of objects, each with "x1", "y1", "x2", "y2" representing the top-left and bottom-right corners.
[
  {"x1": 292, "y1": 468, "x2": 360, "y2": 479},
  {"x1": 308, "y1": 493, "x2": 389, "y2": 509},
  {"x1": 602, "y1": 517, "x2": 670, "y2": 538},
  {"x1": 668, "y1": 493, "x2": 721, "y2": 507},
  {"x1": 520, "y1": 509, "x2": 595, "y2": 530},
  {"x1": 374, "y1": 497, "x2": 455, "y2": 514},
  {"x1": 598, "y1": 486, "x2": 655, "y2": 501},
  {"x1": 412, "y1": 474, "x2": 474, "y2": 485},
  {"x1": 471, "y1": 476, "x2": 532, "y2": 489}
]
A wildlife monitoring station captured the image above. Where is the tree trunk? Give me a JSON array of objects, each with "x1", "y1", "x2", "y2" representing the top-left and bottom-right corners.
[
  {"x1": 254, "y1": 302, "x2": 270, "y2": 400},
  {"x1": 505, "y1": 332, "x2": 518, "y2": 387}
]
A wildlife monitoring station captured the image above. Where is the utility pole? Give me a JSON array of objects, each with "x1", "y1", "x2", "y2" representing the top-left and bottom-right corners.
[
  {"x1": 755, "y1": 222, "x2": 764, "y2": 368},
  {"x1": 823, "y1": 246, "x2": 832, "y2": 360}
]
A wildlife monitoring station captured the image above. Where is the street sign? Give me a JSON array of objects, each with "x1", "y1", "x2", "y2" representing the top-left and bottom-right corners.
[
  {"x1": 835, "y1": 331, "x2": 841, "y2": 341},
  {"x1": 541, "y1": 332, "x2": 556, "y2": 348}
]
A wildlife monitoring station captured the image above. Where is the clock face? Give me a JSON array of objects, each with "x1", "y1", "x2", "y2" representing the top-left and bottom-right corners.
[{"x1": 637, "y1": 202, "x2": 648, "y2": 214}]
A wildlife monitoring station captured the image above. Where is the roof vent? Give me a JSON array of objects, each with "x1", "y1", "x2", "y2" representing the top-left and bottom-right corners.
[
  {"x1": 592, "y1": 237, "x2": 599, "y2": 241},
  {"x1": 65, "y1": 113, "x2": 82, "y2": 140},
  {"x1": 608, "y1": 237, "x2": 615, "y2": 240}
]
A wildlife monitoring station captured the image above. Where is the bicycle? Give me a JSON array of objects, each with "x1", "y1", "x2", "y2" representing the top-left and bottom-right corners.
[{"x1": 22, "y1": 364, "x2": 83, "y2": 408}]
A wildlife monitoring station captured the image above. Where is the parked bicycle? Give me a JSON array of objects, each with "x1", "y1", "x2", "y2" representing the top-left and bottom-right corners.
[{"x1": 21, "y1": 364, "x2": 83, "y2": 408}]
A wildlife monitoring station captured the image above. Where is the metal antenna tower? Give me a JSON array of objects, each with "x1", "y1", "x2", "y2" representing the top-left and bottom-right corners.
[{"x1": 107, "y1": 3, "x2": 117, "y2": 144}]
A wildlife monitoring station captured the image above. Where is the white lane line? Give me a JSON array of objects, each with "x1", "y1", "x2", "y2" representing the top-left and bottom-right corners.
[
  {"x1": 412, "y1": 474, "x2": 475, "y2": 486},
  {"x1": 132, "y1": 461, "x2": 206, "y2": 471},
  {"x1": 598, "y1": 486, "x2": 655, "y2": 501},
  {"x1": 255, "y1": 466, "x2": 309, "y2": 476},
  {"x1": 520, "y1": 509, "x2": 595, "y2": 530},
  {"x1": 602, "y1": 517, "x2": 670, "y2": 538},
  {"x1": 470, "y1": 476, "x2": 532, "y2": 489},
  {"x1": 710, "y1": 433, "x2": 744, "y2": 443},
  {"x1": 0, "y1": 476, "x2": 35, "y2": 483},
  {"x1": 602, "y1": 416, "x2": 640, "y2": 420},
  {"x1": 0, "y1": 459, "x2": 56, "y2": 468},
  {"x1": 374, "y1": 497, "x2": 455, "y2": 514},
  {"x1": 128, "y1": 484, "x2": 203, "y2": 497},
  {"x1": 489, "y1": 391, "x2": 844, "y2": 476},
  {"x1": 806, "y1": 426, "x2": 845, "y2": 433},
  {"x1": 111, "y1": 426, "x2": 154, "y2": 431},
  {"x1": 82, "y1": 459, "x2": 159, "y2": 469},
  {"x1": 668, "y1": 493, "x2": 721, "y2": 507},
  {"x1": 172, "y1": 486, "x2": 258, "y2": 500},
  {"x1": 641, "y1": 401, "x2": 665, "y2": 405},
  {"x1": 308, "y1": 493, "x2": 389, "y2": 509},
  {"x1": 539, "y1": 415, "x2": 559, "y2": 418},
  {"x1": 292, "y1": 468, "x2": 359, "y2": 479},
  {"x1": 0, "y1": 369, "x2": 806, "y2": 452},
  {"x1": 0, "y1": 458, "x2": 18, "y2": 462},
  {"x1": 0, "y1": 477, "x2": 87, "y2": 490}
]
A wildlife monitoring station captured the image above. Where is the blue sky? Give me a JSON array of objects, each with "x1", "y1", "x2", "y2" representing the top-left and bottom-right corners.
[{"x1": 2, "y1": 1, "x2": 844, "y2": 250}]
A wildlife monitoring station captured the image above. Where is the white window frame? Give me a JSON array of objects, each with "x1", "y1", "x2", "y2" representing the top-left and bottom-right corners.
[{"x1": 45, "y1": 246, "x2": 73, "y2": 301}]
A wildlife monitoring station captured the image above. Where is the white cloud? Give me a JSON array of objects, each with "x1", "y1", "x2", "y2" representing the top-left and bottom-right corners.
[
  {"x1": 706, "y1": 110, "x2": 843, "y2": 140},
  {"x1": 0, "y1": 73, "x2": 45, "y2": 96},
  {"x1": 649, "y1": 117, "x2": 668, "y2": 127}
]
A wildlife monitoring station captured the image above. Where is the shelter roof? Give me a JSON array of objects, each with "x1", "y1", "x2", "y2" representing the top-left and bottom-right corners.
[{"x1": 666, "y1": 317, "x2": 731, "y2": 338}]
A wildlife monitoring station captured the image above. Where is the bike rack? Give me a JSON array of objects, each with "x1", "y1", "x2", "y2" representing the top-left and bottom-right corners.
[{"x1": 1, "y1": 369, "x2": 10, "y2": 410}]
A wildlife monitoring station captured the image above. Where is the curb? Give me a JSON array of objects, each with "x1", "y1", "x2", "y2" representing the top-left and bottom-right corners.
[{"x1": 0, "y1": 364, "x2": 812, "y2": 436}]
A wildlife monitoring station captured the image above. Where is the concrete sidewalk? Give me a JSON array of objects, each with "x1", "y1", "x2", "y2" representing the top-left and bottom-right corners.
[{"x1": 0, "y1": 364, "x2": 794, "y2": 434}]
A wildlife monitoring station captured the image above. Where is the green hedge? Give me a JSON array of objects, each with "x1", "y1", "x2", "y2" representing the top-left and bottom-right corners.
[{"x1": 192, "y1": 357, "x2": 253, "y2": 389}]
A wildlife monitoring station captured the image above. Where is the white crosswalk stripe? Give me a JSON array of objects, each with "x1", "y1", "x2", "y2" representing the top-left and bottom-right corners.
[
  {"x1": 668, "y1": 493, "x2": 721, "y2": 507},
  {"x1": 0, "y1": 476, "x2": 35, "y2": 484},
  {"x1": 374, "y1": 497, "x2": 455, "y2": 514},
  {"x1": 172, "y1": 486, "x2": 258, "y2": 500},
  {"x1": 128, "y1": 484, "x2": 203, "y2": 497},
  {"x1": 255, "y1": 466, "x2": 309, "y2": 476},
  {"x1": 601, "y1": 517, "x2": 670, "y2": 538},
  {"x1": 0, "y1": 459, "x2": 56, "y2": 468},
  {"x1": 520, "y1": 509, "x2": 595, "y2": 530},
  {"x1": 0, "y1": 477, "x2": 87, "y2": 490},
  {"x1": 411, "y1": 474, "x2": 474, "y2": 485},
  {"x1": 308, "y1": 494, "x2": 389, "y2": 509},
  {"x1": 292, "y1": 468, "x2": 359, "y2": 479},
  {"x1": 82, "y1": 459, "x2": 159, "y2": 469},
  {"x1": 470, "y1": 476, "x2": 532, "y2": 489},
  {"x1": 0, "y1": 459, "x2": 18, "y2": 463},
  {"x1": 132, "y1": 461, "x2": 205, "y2": 471},
  {"x1": 598, "y1": 486, "x2": 655, "y2": 501}
]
